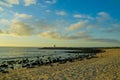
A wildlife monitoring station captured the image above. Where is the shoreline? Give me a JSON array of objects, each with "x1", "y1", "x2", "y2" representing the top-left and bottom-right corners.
[
  {"x1": 0, "y1": 49, "x2": 120, "y2": 80},
  {"x1": 0, "y1": 49, "x2": 103, "y2": 72}
]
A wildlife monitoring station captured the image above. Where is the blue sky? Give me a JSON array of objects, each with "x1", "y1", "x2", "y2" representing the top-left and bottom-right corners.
[{"x1": 0, "y1": 0, "x2": 120, "y2": 47}]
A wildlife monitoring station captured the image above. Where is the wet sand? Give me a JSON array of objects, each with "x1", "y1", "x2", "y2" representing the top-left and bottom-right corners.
[{"x1": 0, "y1": 49, "x2": 120, "y2": 80}]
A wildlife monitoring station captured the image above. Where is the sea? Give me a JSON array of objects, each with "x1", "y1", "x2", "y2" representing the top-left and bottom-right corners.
[{"x1": 0, "y1": 47, "x2": 83, "y2": 61}]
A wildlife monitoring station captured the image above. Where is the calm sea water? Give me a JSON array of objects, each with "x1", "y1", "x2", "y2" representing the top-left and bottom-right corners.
[{"x1": 0, "y1": 47, "x2": 81, "y2": 60}]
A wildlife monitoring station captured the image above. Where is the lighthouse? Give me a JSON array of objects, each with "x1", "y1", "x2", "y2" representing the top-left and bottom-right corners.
[{"x1": 53, "y1": 45, "x2": 56, "y2": 48}]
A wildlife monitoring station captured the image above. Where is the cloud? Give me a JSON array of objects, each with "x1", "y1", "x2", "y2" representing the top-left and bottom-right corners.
[
  {"x1": 9, "y1": 20, "x2": 33, "y2": 36},
  {"x1": 0, "y1": 1, "x2": 12, "y2": 7},
  {"x1": 45, "y1": 0, "x2": 57, "y2": 4},
  {"x1": 24, "y1": 0, "x2": 37, "y2": 6},
  {"x1": 0, "y1": 0, "x2": 56, "y2": 8},
  {"x1": 2, "y1": 13, "x2": 58, "y2": 36},
  {"x1": 69, "y1": 12, "x2": 120, "y2": 33},
  {"x1": 0, "y1": 19, "x2": 9, "y2": 25},
  {"x1": 0, "y1": 12, "x2": 59, "y2": 36},
  {"x1": 15, "y1": 13, "x2": 32, "y2": 19},
  {"x1": 39, "y1": 31, "x2": 90, "y2": 40},
  {"x1": 65, "y1": 32, "x2": 90, "y2": 40},
  {"x1": 0, "y1": 12, "x2": 35, "y2": 36},
  {"x1": 87, "y1": 38, "x2": 120, "y2": 44},
  {"x1": 0, "y1": 7, "x2": 3, "y2": 11},
  {"x1": 73, "y1": 14, "x2": 83, "y2": 18},
  {"x1": 6, "y1": 0, "x2": 19, "y2": 5},
  {"x1": 97, "y1": 12, "x2": 109, "y2": 17},
  {"x1": 99, "y1": 27, "x2": 119, "y2": 32},
  {"x1": 0, "y1": 0, "x2": 37, "y2": 7},
  {"x1": 56, "y1": 11, "x2": 67, "y2": 16},
  {"x1": 39, "y1": 30, "x2": 120, "y2": 44},
  {"x1": 96, "y1": 12, "x2": 111, "y2": 22},
  {"x1": 45, "y1": 10, "x2": 51, "y2": 13},
  {"x1": 39, "y1": 31, "x2": 62, "y2": 39},
  {"x1": 91, "y1": 12, "x2": 120, "y2": 32},
  {"x1": 33, "y1": 20, "x2": 53, "y2": 31},
  {"x1": 73, "y1": 14, "x2": 93, "y2": 19},
  {"x1": 0, "y1": 10, "x2": 119, "y2": 45},
  {"x1": 66, "y1": 20, "x2": 88, "y2": 31}
]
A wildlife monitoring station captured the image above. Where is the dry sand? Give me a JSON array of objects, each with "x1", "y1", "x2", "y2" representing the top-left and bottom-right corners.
[{"x1": 0, "y1": 49, "x2": 120, "y2": 80}]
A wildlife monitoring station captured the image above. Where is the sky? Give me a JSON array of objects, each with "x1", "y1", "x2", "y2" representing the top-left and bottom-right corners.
[{"x1": 0, "y1": 0, "x2": 120, "y2": 47}]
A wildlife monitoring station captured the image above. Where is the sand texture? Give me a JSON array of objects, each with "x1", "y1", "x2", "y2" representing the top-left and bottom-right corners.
[{"x1": 0, "y1": 49, "x2": 120, "y2": 80}]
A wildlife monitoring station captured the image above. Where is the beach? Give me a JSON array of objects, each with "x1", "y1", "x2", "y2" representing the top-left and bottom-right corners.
[{"x1": 0, "y1": 49, "x2": 120, "y2": 80}]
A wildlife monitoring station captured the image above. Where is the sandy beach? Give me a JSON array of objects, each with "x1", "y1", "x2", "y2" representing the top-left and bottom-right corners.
[{"x1": 0, "y1": 49, "x2": 120, "y2": 80}]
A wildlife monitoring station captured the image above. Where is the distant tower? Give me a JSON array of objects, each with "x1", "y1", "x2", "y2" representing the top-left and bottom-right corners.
[{"x1": 53, "y1": 45, "x2": 56, "y2": 48}]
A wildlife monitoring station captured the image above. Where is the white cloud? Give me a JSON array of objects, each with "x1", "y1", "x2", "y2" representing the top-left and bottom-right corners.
[
  {"x1": 45, "y1": 10, "x2": 51, "y2": 13},
  {"x1": 0, "y1": 1, "x2": 12, "y2": 7},
  {"x1": 45, "y1": 0, "x2": 57, "y2": 4},
  {"x1": 73, "y1": 14, "x2": 93, "y2": 19},
  {"x1": 0, "y1": 19, "x2": 9, "y2": 25},
  {"x1": 86, "y1": 38, "x2": 120, "y2": 44},
  {"x1": 39, "y1": 31, "x2": 90, "y2": 40},
  {"x1": 0, "y1": 7, "x2": 3, "y2": 11},
  {"x1": 65, "y1": 32, "x2": 90, "y2": 40},
  {"x1": 15, "y1": 13, "x2": 32, "y2": 19},
  {"x1": 96, "y1": 12, "x2": 110, "y2": 22},
  {"x1": 24, "y1": 0, "x2": 37, "y2": 6},
  {"x1": 39, "y1": 31, "x2": 62, "y2": 39},
  {"x1": 97, "y1": 12, "x2": 109, "y2": 17},
  {"x1": 70, "y1": 12, "x2": 119, "y2": 33},
  {"x1": 39, "y1": 30, "x2": 120, "y2": 44},
  {"x1": 56, "y1": 11, "x2": 67, "y2": 16},
  {"x1": 73, "y1": 14, "x2": 83, "y2": 18},
  {"x1": 6, "y1": 0, "x2": 19, "y2": 5},
  {"x1": 9, "y1": 20, "x2": 33, "y2": 36},
  {"x1": 67, "y1": 20, "x2": 88, "y2": 31},
  {"x1": 0, "y1": 10, "x2": 119, "y2": 45},
  {"x1": 0, "y1": 0, "x2": 37, "y2": 7}
]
